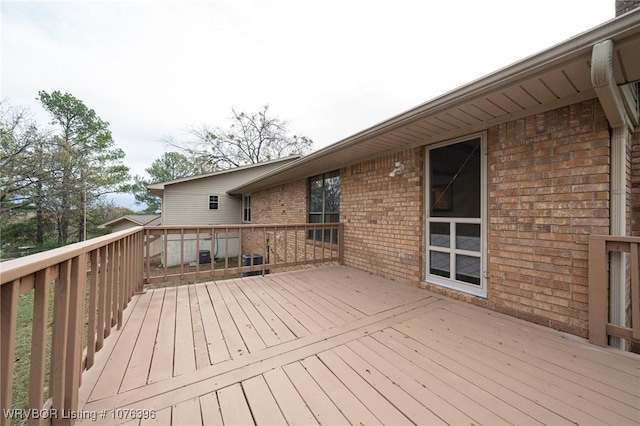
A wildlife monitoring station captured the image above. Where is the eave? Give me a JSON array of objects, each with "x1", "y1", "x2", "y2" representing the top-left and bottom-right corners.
[{"x1": 229, "y1": 9, "x2": 640, "y2": 196}]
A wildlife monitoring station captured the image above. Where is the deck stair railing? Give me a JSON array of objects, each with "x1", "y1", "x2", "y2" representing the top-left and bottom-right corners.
[{"x1": 588, "y1": 235, "x2": 640, "y2": 347}]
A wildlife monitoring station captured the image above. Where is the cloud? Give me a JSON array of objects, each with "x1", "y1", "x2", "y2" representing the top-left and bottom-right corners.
[{"x1": 2, "y1": 0, "x2": 613, "y2": 184}]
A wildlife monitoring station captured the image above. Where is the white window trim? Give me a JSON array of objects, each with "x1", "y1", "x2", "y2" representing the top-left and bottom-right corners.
[{"x1": 424, "y1": 132, "x2": 488, "y2": 298}]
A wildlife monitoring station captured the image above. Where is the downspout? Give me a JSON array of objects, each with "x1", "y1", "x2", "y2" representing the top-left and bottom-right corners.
[{"x1": 591, "y1": 40, "x2": 631, "y2": 348}]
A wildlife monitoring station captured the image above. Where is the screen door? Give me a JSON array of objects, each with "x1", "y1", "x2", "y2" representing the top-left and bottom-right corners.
[{"x1": 426, "y1": 135, "x2": 487, "y2": 297}]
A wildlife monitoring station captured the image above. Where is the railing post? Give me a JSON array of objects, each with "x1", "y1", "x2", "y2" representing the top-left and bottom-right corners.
[
  {"x1": 144, "y1": 228, "x2": 151, "y2": 284},
  {"x1": 28, "y1": 269, "x2": 52, "y2": 420},
  {"x1": 236, "y1": 227, "x2": 241, "y2": 271},
  {"x1": 104, "y1": 244, "x2": 114, "y2": 338},
  {"x1": 338, "y1": 223, "x2": 345, "y2": 265},
  {"x1": 588, "y1": 237, "x2": 608, "y2": 347},
  {"x1": 62, "y1": 254, "x2": 87, "y2": 425},
  {"x1": 137, "y1": 230, "x2": 145, "y2": 293},
  {"x1": 209, "y1": 228, "x2": 218, "y2": 277},
  {"x1": 1, "y1": 280, "x2": 19, "y2": 426},
  {"x1": 51, "y1": 260, "x2": 71, "y2": 424},
  {"x1": 123, "y1": 236, "x2": 130, "y2": 307},
  {"x1": 97, "y1": 246, "x2": 107, "y2": 350},
  {"x1": 631, "y1": 243, "x2": 640, "y2": 341},
  {"x1": 87, "y1": 251, "x2": 98, "y2": 369},
  {"x1": 163, "y1": 228, "x2": 168, "y2": 282},
  {"x1": 117, "y1": 239, "x2": 125, "y2": 329}
]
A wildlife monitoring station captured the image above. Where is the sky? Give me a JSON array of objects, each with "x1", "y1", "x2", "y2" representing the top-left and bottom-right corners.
[{"x1": 1, "y1": 0, "x2": 615, "y2": 207}]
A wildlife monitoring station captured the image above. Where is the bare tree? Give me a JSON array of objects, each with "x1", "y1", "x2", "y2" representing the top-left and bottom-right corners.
[
  {"x1": 170, "y1": 105, "x2": 313, "y2": 171},
  {"x1": 0, "y1": 102, "x2": 53, "y2": 223}
]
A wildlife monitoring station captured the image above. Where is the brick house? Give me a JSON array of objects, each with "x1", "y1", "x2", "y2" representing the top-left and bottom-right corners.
[{"x1": 229, "y1": 9, "x2": 640, "y2": 340}]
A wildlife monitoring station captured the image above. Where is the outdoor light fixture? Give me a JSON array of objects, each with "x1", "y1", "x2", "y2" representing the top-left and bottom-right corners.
[{"x1": 389, "y1": 161, "x2": 405, "y2": 177}]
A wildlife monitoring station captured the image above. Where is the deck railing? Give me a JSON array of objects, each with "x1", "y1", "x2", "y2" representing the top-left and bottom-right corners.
[
  {"x1": 143, "y1": 223, "x2": 344, "y2": 284},
  {"x1": 0, "y1": 223, "x2": 343, "y2": 425},
  {"x1": 0, "y1": 227, "x2": 144, "y2": 426},
  {"x1": 588, "y1": 235, "x2": 640, "y2": 347}
]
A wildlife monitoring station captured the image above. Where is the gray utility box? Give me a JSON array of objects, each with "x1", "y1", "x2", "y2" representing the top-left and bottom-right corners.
[{"x1": 241, "y1": 254, "x2": 263, "y2": 276}]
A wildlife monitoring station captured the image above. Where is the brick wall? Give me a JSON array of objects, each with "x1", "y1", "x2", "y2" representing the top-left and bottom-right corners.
[
  {"x1": 248, "y1": 99, "x2": 631, "y2": 338},
  {"x1": 243, "y1": 180, "x2": 305, "y2": 267},
  {"x1": 487, "y1": 100, "x2": 611, "y2": 337},
  {"x1": 250, "y1": 149, "x2": 424, "y2": 284},
  {"x1": 341, "y1": 149, "x2": 424, "y2": 283},
  {"x1": 251, "y1": 180, "x2": 307, "y2": 224}
]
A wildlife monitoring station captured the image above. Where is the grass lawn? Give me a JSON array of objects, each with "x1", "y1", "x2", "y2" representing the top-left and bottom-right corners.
[{"x1": 11, "y1": 288, "x2": 54, "y2": 426}]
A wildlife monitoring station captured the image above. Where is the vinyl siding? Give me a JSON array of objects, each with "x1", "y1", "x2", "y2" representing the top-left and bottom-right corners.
[{"x1": 162, "y1": 162, "x2": 289, "y2": 226}]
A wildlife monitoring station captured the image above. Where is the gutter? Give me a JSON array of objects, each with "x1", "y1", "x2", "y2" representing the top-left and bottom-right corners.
[{"x1": 591, "y1": 39, "x2": 634, "y2": 348}]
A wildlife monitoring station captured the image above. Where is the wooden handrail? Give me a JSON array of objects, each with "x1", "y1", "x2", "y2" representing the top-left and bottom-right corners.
[
  {"x1": 143, "y1": 223, "x2": 344, "y2": 285},
  {"x1": 0, "y1": 227, "x2": 144, "y2": 426},
  {"x1": 588, "y1": 235, "x2": 640, "y2": 347},
  {"x1": 0, "y1": 223, "x2": 343, "y2": 425}
]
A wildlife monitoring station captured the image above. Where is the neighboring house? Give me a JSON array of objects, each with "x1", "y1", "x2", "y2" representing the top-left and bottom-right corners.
[
  {"x1": 100, "y1": 214, "x2": 161, "y2": 233},
  {"x1": 99, "y1": 214, "x2": 162, "y2": 256},
  {"x1": 229, "y1": 9, "x2": 640, "y2": 341},
  {"x1": 147, "y1": 156, "x2": 299, "y2": 266}
]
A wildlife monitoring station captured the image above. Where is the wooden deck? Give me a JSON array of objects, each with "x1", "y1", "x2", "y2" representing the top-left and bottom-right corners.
[{"x1": 77, "y1": 266, "x2": 640, "y2": 426}]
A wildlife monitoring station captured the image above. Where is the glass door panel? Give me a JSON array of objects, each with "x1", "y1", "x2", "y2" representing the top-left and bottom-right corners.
[{"x1": 456, "y1": 223, "x2": 480, "y2": 251}]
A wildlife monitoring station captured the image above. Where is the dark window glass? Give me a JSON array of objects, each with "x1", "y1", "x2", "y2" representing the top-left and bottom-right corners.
[
  {"x1": 456, "y1": 223, "x2": 480, "y2": 252},
  {"x1": 308, "y1": 171, "x2": 340, "y2": 242},
  {"x1": 456, "y1": 254, "x2": 481, "y2": 285},
  {"x1": 429, "y1": 138, "x2": 481, "y2": 218},
  {"x1": 429, "y1": 251, "x2": 450, "y2": 278},
  {"x1": 209, "y1": 195, "x2": 219, "y2": 210},
  {"x1": 309, "y1": 175, "x2": 324, "y2": 213},
  {"x1": 430, "y1": 222, "x2": 450, "y2": 248},
  {"x1": 243, "y1": 195, "x2": 251, "y2": 222}
]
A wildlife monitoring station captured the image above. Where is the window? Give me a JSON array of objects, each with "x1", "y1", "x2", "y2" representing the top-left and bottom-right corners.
[
  {"x1": 308, "y1": 170, "x2": 340, "y2": 242},
  {"x1": 208, "y1": 194, "x2": 219, "y2": 210},
  {"x1": 243, "y1": 195, "x2": 251, "y2": 222}
]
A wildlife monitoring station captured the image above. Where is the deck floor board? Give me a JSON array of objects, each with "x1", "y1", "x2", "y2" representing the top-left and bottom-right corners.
[
  {"x1": 77, "y1": 265, "x2": 640, "y2": 426},
  {"x1": 88, "y1": 290, "x2": 153, "y2": 401},
  {"x1": 193, "y1": 283, "x2": 230, "y2": 365},
  {"x1": 396, "y1": 318, "x2": 626, "y2": 426},
  {"x1": 205, "y1": 281, "x2": 248, "y2": 358},
  {"x1": 242, "y1": 375, "x2": 287, "y2": 425},
  {"x1": 370, "y1": 328, "x2": 544, "y2": 426},
  {"x1": 261, "y1": 274, "x2": 335, "y2": 330},
  {"x1": 262, "y1": 367, "x2": 319, "y2": 425},
  {"x1": 120, "y1": 289, "x2": 165, "y2": 392},
  {"x1": 281, "y1": 361, "x2": 350, "y2": 426},
  {"x1": 230, "y1": 277, "x2": 297, "y2": 342},
  {"x1": 147, "y1": 287, "x2": 176, "y2": 383},
  {"x1": 432, "y1": 306, "x2": 640, "y2": 410}
]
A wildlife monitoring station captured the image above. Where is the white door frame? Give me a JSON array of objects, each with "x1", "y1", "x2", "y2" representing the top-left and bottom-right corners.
[{"x1": 424, "y1": 132, "x2": 488, "y2": 298}]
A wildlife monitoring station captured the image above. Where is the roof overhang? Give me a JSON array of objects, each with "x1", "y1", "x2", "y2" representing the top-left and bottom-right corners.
[
  {"x1": 229, "y1": 9, "x2": 640, "y2": 196},
  {"x1": 99, "y1": 215, "x2": 161, "y2": 228},
  {"x1": 147, "y1": 155, "x2": 301, "y2": 196}
]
